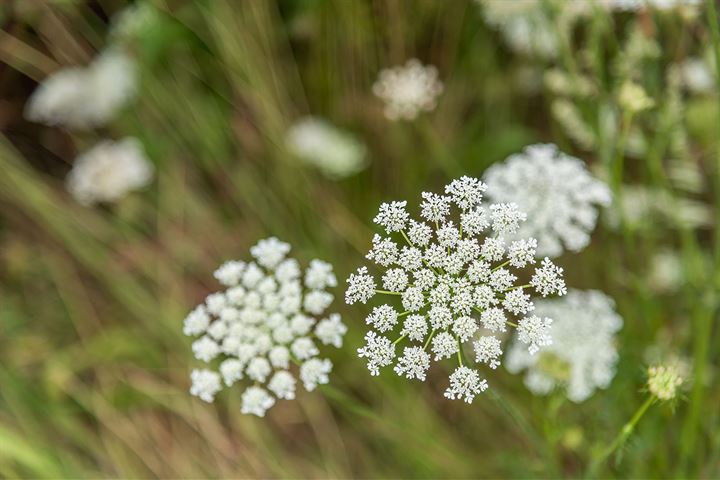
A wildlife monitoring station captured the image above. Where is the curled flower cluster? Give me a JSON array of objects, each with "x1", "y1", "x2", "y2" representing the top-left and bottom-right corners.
[
  {"x1": 505, "y1": 289, "x2": 623, "y2": 402},
  {"x1": 647, "y1": 364, "x2": 684, "y2": 401},
  {"x1": 372, "y1": 59, "x2": 443, "y2": 121},
  {"x1": 66, "y1": 137, "x2": 154, "y2": 205},
  {"x1": 484, "y1": 144, "x2": 611, "y2": 257},
  {"x1": 25, "y1": 49, "x2": 137, "y2": 129},
  {"x1": 346, "y1": 176, "x2": 567, "y2": 403},
  {"x1": 184, "y1": 238, "x2": 346, "y2": 417},
  {"x1": 286, "y1": 116, "x2": 368, "y2": 179}
]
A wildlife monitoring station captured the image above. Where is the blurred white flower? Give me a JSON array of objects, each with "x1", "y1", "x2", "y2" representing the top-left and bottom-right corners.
[
  {"x1": 110, "y1": 2, "x2": 157, "y2": 42},
  {"x1": 190, "y1": 369, "x2": 222, "y2": 403},
  {"x1": 506, "y1": 289, "x2": 623, "y2": 402},
  {"x1": 648, "y1": 250, "x2": 683, "y2": 293},
  {"x1": 347, "y1": 176, "x2": 568, "y2": 403},
  {"x1": 25, "y1": 49, "x2": 137, "y2": 129},
  {"x1": 675, "y1": 57, "x2": 715, "y2": 94},
  {"x1": 484, "y1": 144, "x2": 611, "y2": 257},
  {"x1": 286, "y1": 117, "x2": 368, "y2": 179},
  {"x1": 602, "y1": 0, "x2": 701, "y2": 11},
  {"x1": 66, "y1": 137, "x2": 154, "y2": 206},
  {"x1": 479, "y1": 0, "x2": 558, "y2": 59},
  {"x1": 372, "y1": 59, "x2": 443, "y2": 121},
  {"x1": 183, "y1": 238, "x2": 345, "y2": 416}
]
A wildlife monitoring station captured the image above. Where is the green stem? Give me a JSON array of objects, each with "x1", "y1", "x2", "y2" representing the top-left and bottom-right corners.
[
  {"x1": 423, "y1": 329, "x2": 436, "y2": 350},
  {"x1": 588, "y1": 396, "x2": 655, "y2": 477},
  {"x1": 375, "y1": 289, "x2": 401, "y2": 296}
]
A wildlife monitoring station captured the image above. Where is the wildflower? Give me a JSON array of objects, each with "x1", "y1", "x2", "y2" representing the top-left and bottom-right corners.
[
  {"x1": 286, "y1": 117, "x2": 368, "y2": 179},
  {"x1": 66, "y1": 137, "x2": 154, "y2": 206},
  {"x1": 184, "y1": 238, "x2": 345, "y2": 414},
  {"x1": 474, "y1": 336, "x2": 503, "y2": 369},
  {"x1": 484, "y1": 144, "x2": 611, "y2": 257},
  {"x1": 602, "y1": 0, "x2": 702, "y2": 11},
  {"x1": 372, "y1": 59, "x2": 443, "y2": 121},
  {"x1": 240, "y1": 386, "x2": 276, "y2": 417},
  {"x1": 25, "y1": 49, "x2": 136, "y2": 129},
  {"x1": 478, "y1": 0, "x2": 568, "y2": 59},
  {"x1": 506, "y1": 290, "x2": 623, "y2": 402},
  {"x1": 346, "y1": 177, "x2": 568, "y2": 402},
  {"x1": 357, "y1": 331, "x2": 395, "y2": 376},
  {"x1": 618, "y1": 81, "x2": 655, "y2": 113},
  {"x1": 394, "y1": 346, "x2": 431, "y2": 380},
  {"x1": 190, "y1": 369, "x2": 222, "y2": 403},
  {"x1": 647, "y1": 365, "x2": 684, "y2": 401},
  {"x1": 444, "y1": 366, "x2": 488, "y2": 403},
  {"x1": 110, "y1": 2, "x2": 158, "y2": 43}
]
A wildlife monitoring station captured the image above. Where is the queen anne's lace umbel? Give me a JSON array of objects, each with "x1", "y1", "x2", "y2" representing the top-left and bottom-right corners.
[
  {"x1": 184, "y1": 238, "x2": 346, "y2": 417},
  {"x1": 505, "y1": 289, "x2": 623, "y2": 402},
  {"x1": 346, "y1": 176, "x2": 567, "y2": 403},
  {"x1": 483, "y1": 144, "x2": 611, "y2": 258},
  {"x1": 372, "y1": 59, "x2": 443, "y2": 121}
]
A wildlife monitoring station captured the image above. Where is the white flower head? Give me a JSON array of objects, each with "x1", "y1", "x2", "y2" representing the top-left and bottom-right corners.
[
  {"x1": 647, "y1": 364, "x2": 684, "y2": 401},
  {"x1": 444, "y1": 366, "x2": 488, "y2": 404},
  {"x1": 506, "y1": 290, "x2": 623, "y2": 402},
  {"x1": 374, "y1": 201, "x2": 409, "y2": 233},
  {"x1": 300, "y1": 358, "x2": 333, "y2": 391},
  {"x1": 484, "y1": 144, "x2": 611, "y2": 257},
  {"x1": 184, "y1": 238, "x2": 344, "y2": 415},
  {"x1": 357, "y1": 331, "x2": 396, "y2": 376},
  {"x1": 190, "y1": 369, "x2": 221, "y2": 403},
  {"x1": 66, "y1": 137, "x2": 154, "y2": 206},
  {"x1": 394, "y1": 346, "x2": 431, "y2": 380},
  {"x1": 241, "y1": 386, "x2": 275, "y2": 417},
  {"x1": 373, "y1": 59, "x2": 443, "y2": 121},
  {"x1": 347, "y1": 177, "x2": 567, "y2": 401},
  {"x1": 25, "y1": 48, "x2": 136, "y2": 129},
  {"x1": 286, "y1": 116, "x2": 368, "y2": 179}
]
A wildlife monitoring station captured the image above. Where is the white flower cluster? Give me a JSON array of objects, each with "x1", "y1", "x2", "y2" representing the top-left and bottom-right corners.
[
  {"x1": 484, "y1": 144, "x2": 611, "y2": 258},
  {"x1": 25, "y1": 49, "x2": 137, "y2": 129},
  {"x1": 601, "y1": 0, "x2": 701, "y2": 11},
  {"x1": 505, "y1": 289, "x2": 623, "y2": 402},
  {"x1": 110, "y1": 2, "x2": 158, "y2": 42},
  {"x1": 66, "y1": 137, "x2": 154, "y2": 205},
  {"x1": 478, "y1": 0, "x2": 559, "y2": 59},
  {"x1": 286, "y1": 116, "x2": 368, "y2": 179},
  {"x1": 184, "y1": 238, "x2": 346, "y2": 417},
  {"x1": 372, "y1": 59, "x2": 443, "y2": 121},
  {"x1": 647, "y1": 364, "x2": 684, "y2": 401},
  {"x1": 346, "y1": 176, "x2": 567, "y2": 403}
]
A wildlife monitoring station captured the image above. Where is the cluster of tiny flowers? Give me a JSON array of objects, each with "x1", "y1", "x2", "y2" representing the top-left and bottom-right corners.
[
  {"x1": 66, "y1": 137, "x2": 154, "y2": 205},
  {"x1": 601, "y1": 0, "x2": 701, "y2": 11},
  {"x1": 372, "y1": 59, "x2": 443, "y2": 121},
  {"x1": 505, "y1": 289, "x2": 623, "y2": 402},
  {"x1": 25, "y1": 49, "x2": 137, "y2": 129},
  {"x1": 647, "y1": 364, "x2": 684, "y2": 401},
  {"x1": 185, "y1": 238, "x2": 346, "y2": 417},
  {"x1": 286, "y1": 116, "x2": 368, "y2": 179},
  {"x1": 478, "y1": 0, "x2": 559, "y2": 59},
  {"x1": 346, "y1": 176, "x2": 567, "y2": 403},
  {"x1": 484, "y1": 144, "x2": 611, "y2": 258}
]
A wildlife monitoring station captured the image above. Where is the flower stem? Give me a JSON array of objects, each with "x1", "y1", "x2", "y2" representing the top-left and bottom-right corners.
[
  {"x1": 588, "y1": 396, "x2": 655, "y2": 476},
  {"x1": 393, "y1": 334, "x2": 406, "y2": 345},
  {"x1": 375, "y1": 289, "x2": 401, "y2": 295},
  {"x1": 456, "y1": 337, "x2": 463, "y2": 366},
  {"x1": 423, "y1": 329, "x2": 436, "y2": 350}
]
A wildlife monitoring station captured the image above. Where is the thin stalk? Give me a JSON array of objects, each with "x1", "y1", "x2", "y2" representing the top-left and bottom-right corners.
[{"x1": 588, "y1": 396, "x2": 655, "y2": 477}]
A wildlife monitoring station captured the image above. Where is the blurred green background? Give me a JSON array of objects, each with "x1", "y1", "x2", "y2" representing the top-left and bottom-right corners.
[{"x1": 0, "y1": 0, "x2": 719, "y2": 478}]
